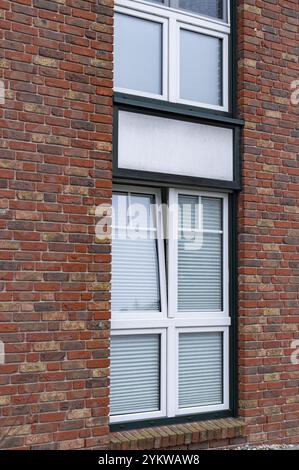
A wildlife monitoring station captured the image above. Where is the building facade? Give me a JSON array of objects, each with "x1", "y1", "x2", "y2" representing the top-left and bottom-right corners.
[{"x1": 0, "y1": 0, "x2": 298, "y2": 450}]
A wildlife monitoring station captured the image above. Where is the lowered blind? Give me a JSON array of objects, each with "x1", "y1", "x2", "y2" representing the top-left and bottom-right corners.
[
  {"x1": 111, "y1": 192, "x2": 161, "y2": 312},
  {"x1": 178, "y1": 332, "x2": 223, "y2": 408},
  {"x1": 178, "y1": 196, "x2": 223, "y2": 312},
  {"x1": 110, "y1": 334, "x2": 160, "y2": 416}
]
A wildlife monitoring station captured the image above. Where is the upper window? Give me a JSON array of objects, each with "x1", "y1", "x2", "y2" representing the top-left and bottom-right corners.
[{"x1": 114, "y1": 0, "x2": 230, "y2": 111}]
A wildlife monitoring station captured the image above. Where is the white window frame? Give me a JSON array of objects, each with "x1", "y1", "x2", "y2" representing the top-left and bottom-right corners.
[
  {"x1": 110, "y1": 328, "x2": 167, "y2": 423},
  {"x1": 111, "y1": 185, "x2": 230, "y2": 423},
  {"x1": 115, "y1": 0, "x2": 230, "y2": 111},
  {"x1": 168, "y1": 188, "x2": 229, "y2": 321},
  {"x1": 175, "y1": 23, "x2": 229, "y2": 110},
  {"x1": 121, "y1": 0, "x2": 231, "y2": 27},
  {"x1": 174, "y1": 326, "x2": 229, "y2": 416},
  {"x1": 114, "y1": 7, "x2": 169, "y2": 101},
  {"x1": 112, "y1": 185, "x2": 167, "y2": 321}
]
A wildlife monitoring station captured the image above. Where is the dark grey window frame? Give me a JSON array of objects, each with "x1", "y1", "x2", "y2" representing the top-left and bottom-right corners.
[{"x1": 110, "y1": 0, "x2": 241, "y2": 432}]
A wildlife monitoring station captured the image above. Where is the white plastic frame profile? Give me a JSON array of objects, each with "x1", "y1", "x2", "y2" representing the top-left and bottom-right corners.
[
  {"x1": 173, "y1": 326, "x2": 230, "y2": 416},
  {"x1": 114, "y1": 5, "x2": 169, "y2": 101},
  {"x1": 167, "y1": 188, "x2": 230, "y2": 322},
  {"x1": 174, "y1": 22, "x2": 229, "y2": 111},
  {"x1": 110, "y1": 328, "x2": 167, "y2": 424},
  {"x1": 111, "y1": 184, "x2": 167, "y2": 322}
]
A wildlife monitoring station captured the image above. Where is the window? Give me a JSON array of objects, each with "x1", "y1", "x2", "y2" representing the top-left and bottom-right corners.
[
  {"x1": 178, "y1": 331, "x2": 223, "y2": 408},
  {"x1": 111, "y1": 189, "x2": 166, "y2": 316},
  {"x1": 110, "y1": 185, "x2": 230, "y2": 424},
  {"x1": 110, "y1": 333, "x2": 162, "y2": 417},
  {"x1": 114, "y1": 0, "x2": 230, "y2": 111},
  {"x1": 180, "y1": 29, "x2": 223, "y2": 106},
  {"x1": 177, "y1": 195, "x2": 223, "y2": 311},
  {"x1": 114, "y1": 13, "x2": 164, "y2": 96},
  {"x1": 145, "y1": 0, "x2": 228, "y2": 21}
]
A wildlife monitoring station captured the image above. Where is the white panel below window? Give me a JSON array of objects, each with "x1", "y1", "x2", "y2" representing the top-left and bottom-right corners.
[{"x1": 118, "y1": 111, "x2": 234, "y2": 181}]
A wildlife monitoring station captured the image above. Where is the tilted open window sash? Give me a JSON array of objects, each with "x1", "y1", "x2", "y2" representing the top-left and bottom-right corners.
[{"x1": 111, "y1": 187, "x2": 167, "y2": 320}]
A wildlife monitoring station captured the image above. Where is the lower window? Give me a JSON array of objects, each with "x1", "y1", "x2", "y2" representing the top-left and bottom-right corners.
[{"x1": 110, "y1": 185, "x2": 231, "y2": 425}]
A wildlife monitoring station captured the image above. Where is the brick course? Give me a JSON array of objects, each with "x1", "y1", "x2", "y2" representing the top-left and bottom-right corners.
[{"x1": 0, "y1": 0, "x2": 113, "y2": 450}]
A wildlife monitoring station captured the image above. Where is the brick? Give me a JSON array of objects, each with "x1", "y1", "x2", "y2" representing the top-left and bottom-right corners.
[
  {"x1": 66, "y1": 409, "x2": 91, "y2": 420},
  {"x1": 58, "y1": 438, "x2": 85, "y2": 450},
  {"x1": 20, "y1": 363, "x2": 46, "y2": 373},
  {"x1": 0, "y1": 396, "x2": 11, "y2": 405},
  {"x1": 33, "y1": 342, "x2": 60, "y2": 351},
  {"x1": 33, "y1": 56, "x2": 58, "y2": 68},
  {"x1": 40, "y1": 392, "x2": 66, "y2": 402}
]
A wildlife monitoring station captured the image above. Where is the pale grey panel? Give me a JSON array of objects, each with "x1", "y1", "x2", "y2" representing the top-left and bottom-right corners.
[{"x1": 118, "y1": 111, "x2": 234, "y2": 181}]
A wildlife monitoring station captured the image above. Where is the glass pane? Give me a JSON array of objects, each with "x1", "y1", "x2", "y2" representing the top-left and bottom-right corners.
[
  {"x1": 179, "y1": 332, "x2": 223, "y2": 408},
  {"x1": 114, "y1": 13, "x2": 163, "y2": 95},
  {"x1": 177, "y1": 0, "x2": 226, "y2": 20},
  {"x1": 202, "y1": 197, "x2": 222, "y2": 231},
  {"x1": 178, "y1": 195, "x2": 223, "y2": 312},
  {"x1": 110, "y1": 334, "x2": 160, "y2": 415},
  {"x1": 112, "y1": 192, "x2": 161, "y2": 312},
  {"x1": 180, "y1": 29, "x2": 222, "y2": 106},
  {"x1": 179, "y1": 195, "x2": 200, "y2": 231}
]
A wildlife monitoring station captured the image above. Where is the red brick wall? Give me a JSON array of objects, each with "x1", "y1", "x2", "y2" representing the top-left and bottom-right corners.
[
  {"x1": 1, "y1": 0, "x2": 299, "y2": 451},
  {"x1": 0, "y1": 0, "x2": 113, "y2": 449},
  {"x1": 237, "y1": 0, "x2": 299, "y2": 444}
]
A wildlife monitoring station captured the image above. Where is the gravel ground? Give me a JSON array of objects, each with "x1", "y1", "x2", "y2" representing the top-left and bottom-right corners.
[{"x1": 228, "y1": 444, "x2": 298, "y2": 450}]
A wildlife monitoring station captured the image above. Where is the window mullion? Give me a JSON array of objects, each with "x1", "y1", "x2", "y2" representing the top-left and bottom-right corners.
[
  {"x1": 167, "y1": 188, "x2": 178, "y2": 318},
  {"x1": 222, "y1": 194, "x2": 229, "y2": 316},
  {"x1": 168, "y1": 16, "x2": 178, "y2": 103},
  {"x1": 166, "y1": 325, "x2": 177, "y2": 417},
  {"x1": 156, "y1": 191, "x2": 168, "y2": 316}
]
